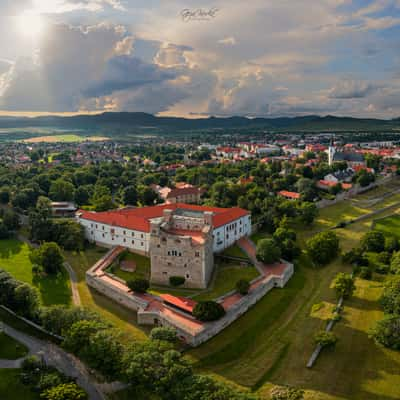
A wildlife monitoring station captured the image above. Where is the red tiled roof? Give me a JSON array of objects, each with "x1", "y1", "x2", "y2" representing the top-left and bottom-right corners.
[
  {"x1": 160, "y1": 294, "x2": 197, "y2": 313},
  {"x1": 318, "y1": 180, "x2": 338, "y2": 187},
  {"x1": 278, "y1": 190, "x2": 301, "y2": 199},
  {"x1": 78, "y1": 203, "x2": 249, "y2": 232}
]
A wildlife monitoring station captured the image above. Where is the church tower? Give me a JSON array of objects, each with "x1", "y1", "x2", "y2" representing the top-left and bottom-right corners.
[{"x1": 328, "y1": 138, "x2": 335, "y2": 166}]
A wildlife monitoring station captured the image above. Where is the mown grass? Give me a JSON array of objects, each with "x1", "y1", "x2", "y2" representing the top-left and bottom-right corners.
[
  {"x1": 0, "y1": 239, "x2": 71, "y2": 306},
  {"x1": 374, "y1": 214, "x2": 400, "y2": 239},
  {"x1": 64, "y1": 247, "x2": 149, "y2": 342},
  {"x1": 191, "y1": 189, "x2": 400, "y2": 400},
  {"x1": 193, "y1": 263, "x2": 259, "y2": 301},
  {"x1": 0, "y1": 332, "x2": 28, "y2": 359},
  {"x1": 0, "y1": 369, "x2": 39, "y2": 400}
]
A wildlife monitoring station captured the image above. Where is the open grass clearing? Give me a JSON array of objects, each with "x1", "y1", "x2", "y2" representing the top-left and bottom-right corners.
[
  {"x1": 0, "y1": 331, "x2": 28, "y2": 359},
  {"x1": 0, "y1": 369, "x2": 39, "y2": 400},
  {"x1": 0, "y1": 239, "x2": 71, "y2": 306},
  {"x1": 20, "y1": 134, "x2": 109, "y2": 143},
  {"x1": 63, "y1": 247, "x2": 149, "y2": 342},
  {"x1": 374, "y1": 213, "x2": 400, "y2": 239}
]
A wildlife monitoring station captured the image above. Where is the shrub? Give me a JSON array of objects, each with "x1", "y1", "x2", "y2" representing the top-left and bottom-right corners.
[
  {"x1": 236, "y1": 279, "x2": 250, "y2": 295},
  {"x1": 270, "y1": 385, "x2": 305, "y2": 400},
  {"x1": 371, "y1": 315, "x2": 400, "y2": 350},
  {"x1": 149, "y1": 327, "x2": 177, "y2": 343},
  {"x1": 40, "y1": 383, "x2": 88, "y2": 400},
  {"x1": 390, "y1": 251, "x2": 400, "y2": 274},
  {"x1": 169, "y1": 276, "x2": 185, "y2": 287},
  {"x1": 377, "y1": 251, "x2": 391, "y2": 265},
  {"x1": 29, "y1": 242, "x2": 64, "y2": 275},
  {"x1": 380, "y1": 276, "x2": 400, "y2": 315},
  {"x1": 256, "y1": 238, "x2": 281, "y2": 264},
  {"x1": 361, "y1": 230, "x2": 385, "y2": 253},
  {"x1": 333, "y1": 272, "x2": 355, "y2": 299},
  {"x1": 306, "y1": 231, "x2": 339, "y2": 266},
  {"x1": 385, "y1": 236, "x2": 399, "y2": 253},
  {"x1": 359, "y1": 267, "x2": 372, "y2": 280},
  {"x1": 193, "y1": 301, "x2": 226, "y2": 321},
  {"x1": 314, "y1": 331, "x2": 338, "y2": 348},
  {"x1": 127, "y1": 279, "x2": 150, "y2": 293}
]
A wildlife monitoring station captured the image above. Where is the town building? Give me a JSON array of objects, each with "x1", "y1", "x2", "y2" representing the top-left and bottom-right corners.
[{"x1": 77, "y1": 203, "x2": 251, "y2": 288}]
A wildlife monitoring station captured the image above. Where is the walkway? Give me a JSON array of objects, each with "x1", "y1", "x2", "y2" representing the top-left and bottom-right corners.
[
  {"x1": 17, "y1": 233, "x2": 81, "y2": 306},
  {"x1": 1, "y1": 322, "x2": 104, "y2": 400}
]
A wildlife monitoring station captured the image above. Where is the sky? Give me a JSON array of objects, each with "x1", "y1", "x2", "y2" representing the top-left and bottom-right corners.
[{"x1": 0, "y1": 0, "x2": 400, "y2": 118}]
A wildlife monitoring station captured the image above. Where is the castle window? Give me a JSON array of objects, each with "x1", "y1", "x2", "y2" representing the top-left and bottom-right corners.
[
  {"x1": 102, "y1": 234, "x2": 105, "y2": 238},
  {"x1": 168, "y1": 262, "x2": 172, "y2": 266},
  {"x1": 95, "y1": 224, "x2": 98, "y2": 228},
  {"x1": 175, "y1": 239, "x2": 181, "y2": 244},
  {"x1": 195, "y1": 252, "x2": 200, "y2": 257},
  {"x1": 141, "y1": 234, "x2": 144, "y2": 238},
  {"x1": 186, "y1": 273, "x2": 190, "y2": 279},
  {"x1": 132, "y1": 240, "x2": 135, "y2": 244},
  {"x1": 162, "y1": 237, "x2": 166, "y2": 242},
  {"x1": 123, "y1": 239, "x2": 126, "y2": 243},
  {"x1": 102, "y1": 226, "x2": 104, "y2": 230},
  {"x1": 179, "y1": 252, "x2": 182, "y2": 257},
  {"x1": 141, "y1": 242, "x2": 144, "y2": 246},
  {"x1": 91, "y1": 231, "x2": 94, "y2": 235},
  {"x1": 90, "y1": 223, "x2": 93, "y2": 227},
  {"x1": 163, "y1": 272, "x2": 167, "y2": 275},
  {"x1": 110, "y1": 228, "x2": 115, "y2": 234},
  {"x1": 123, "y1": 230, "x2": 126, "y2": 235},
  {"x1": 167, "y1": 251, "x2": 171, "y2": 256},
  {"x1": 132, "y1": 232, "x2": 135, "y2": 237},
  {"x1": 157, "y1": 244, "x2": 160, "y2": 248}
]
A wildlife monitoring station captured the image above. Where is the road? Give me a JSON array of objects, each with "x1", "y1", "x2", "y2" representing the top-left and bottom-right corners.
[{"x1": 1, "y1": 322, "x2": 104, "y2": 400}]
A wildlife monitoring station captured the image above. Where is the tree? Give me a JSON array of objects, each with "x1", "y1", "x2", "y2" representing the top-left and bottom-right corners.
[
  {"x1": 297, "y1": 202, "x2": 318, "y2": 225},
  {"x1": 123, "y1": 186, "x2": 138, "y2": 206},
  {"x1": 149, "y1": 327, "x2": 177, "y2": 343},
  {"x1": 193, "y1": 301, "x2": 225, "y2": 321},
  {"x1": 0, "y1": 221, "x2": 10, "y2": 239},
  {"x1": 2, "y1": 209, "x2": 20, "y2": 231},
  {"x1": 361, "y1": 230, "x2": 385, "y2": 253},
  {"x1": 333, "y1": 273, "x2": 355, "y2": 299},
  {"x1": 74, "y1": 187, "x2": 90, "y2": 207},
  {"x1": 0, "y1": 187, "x2": 10, "y2": 204},
  {"x1": 273, "y1": 227, "x2": 296, "y2": 243},
  {"x1": 256, "y1": 238, "x2": 281, "y2": 264},
  {"x1": 126, "y1": 279, "x2": 149, "y2": 293},
  {"x1": 390, "y1": 251, "x2": 400, "y2": 274},
  {"x1": 371, "y1": 315, "x2": 400, "y2": 350},
  {"x1": 40, "y1": 383, "x2": 87, "y2": 400},
  {"x1": 13, "y1": 283, "x2": 40, "y2": 319},
  {"x1": 29, "y1": 196, "x2": 53, "y2": 242},
  {"x1": 49, "y1": 179, "x2": 75, "y2": 202},
  {"x1": 280, "y1": 239, "x2": 301, "y2": 261},
  {"x1": 236, "y1": 279, "x2": 250, "y2": 295},
  {"x1": 53, "y1": 220, "x2": 85, "y2": 251},
  {"x1": 30, "y1": 242, "x2": 64, "y2": 275},
  {"x1": 314, "y1": 331, "x2": 338, "y2": 348},
  {"x1": 270, "y1": 385, "x2": 305, "y2": 400},
  {"x1": 306, "y1": 231, "x2": 339, "y2": 266},
  {"x1": 385, "y1": 237, "x2": 399, "y2": 253},
  {"x1": 380, "y1": 276, "x2": 400, "y2": 315}
]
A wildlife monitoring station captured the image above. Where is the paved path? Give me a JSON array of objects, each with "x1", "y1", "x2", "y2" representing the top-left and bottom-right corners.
[
  {"x1": 17, "y1": 234, "x2": 81, "y2": 306},
  {"x1": 237, "y1": 236, "x2": 265, "y2": 275},
  {"x1": 1, "y1": 322, "x2": 104, "y2": 400}
]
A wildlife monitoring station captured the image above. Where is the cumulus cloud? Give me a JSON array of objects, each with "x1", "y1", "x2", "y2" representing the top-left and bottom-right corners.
[{"x1": 328, "y1": 80, "x2": 379, "y2": 99}]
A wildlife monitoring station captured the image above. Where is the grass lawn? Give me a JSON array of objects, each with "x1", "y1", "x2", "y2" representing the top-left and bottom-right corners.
[
  {"x1": 64, "y1": 247, "x2": 149, "y2": 342},
  {"x1": 190, "y1": 191, "x2": 400, "y2": 400},
  {"x1": 250, "y1": 231, "x2": 272, "y2": 244},
  {"x1": 21, "y1": 134, "x2": 109, "y2": 143},
  {"x1": 374, "y1": 214, "x2": 400, "y2": 239},
  {"x1": 193, "y1": 263, "x2": 259, "y2": 301},
  {"x1": 0, "y1": 239, "x2": 71, "y2": 306},
  {"x1": 108, "y1": 251, "x2": 151, "y2": 282},
  {"x1": 0, "y1": 332, "x2": 28, "y2": 359},
  {"x1": 0, "y1": 369, "x2": 39, "y2": 400}
]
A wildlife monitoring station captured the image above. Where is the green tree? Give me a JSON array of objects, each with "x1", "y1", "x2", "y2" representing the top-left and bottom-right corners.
[
  {"x1": 380, "y1": 276, "x2": 400, "y2": 315},
  {"x1": 297, "y1": 202, "x2": 318, "y2": 225},
  {"x1": 30, "y1": 242, "x2": 64, "y2": 275},
  {"x1": 390, "y1": 251, "x2": 400, "y2": 274},
  {"x1": 149, "y1": 327, "x2": 177, "y2": 343},
  {"x1": 122, "y1": 185, "x2": 138, "y2": 206},
  {"x1": 333, "y1": 273, "x2": 355, "y2": 299},
  {"x1": 306, "y1": 231, "x2": 340, "y2": 266},
  {"x1": 361, "y1": 230, "x2": 385, "y2": 253},
  {"x1": 40, "y1": 383, "x2": 87, "y2": 400},
  {"x1": 314, "y1": 331, "x2": 338, "y2": 348},
  {"x1": 236, "y1": 279, "x2": 250, "y2": 295},
  {"x1": 256, "y1": 238, "x2": 281, "y2": 264},
  {"x1": 126, "y1": 279, "x2": 149, "y2": 293},
  {"x1": 193, "y1": 301, "x2": 225, "y2": 321},
  {"x1": 13, "y1": 283, "x2": 40, "y2": 319},
  {"x1": 371, "y1": 315, "x2": 400, "y2": 350},
  {"x1": 49, "y1": 179, "x2": 75, "y2": 202}
]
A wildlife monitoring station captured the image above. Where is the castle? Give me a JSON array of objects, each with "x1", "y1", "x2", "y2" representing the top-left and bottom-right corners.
[{"x1": 77, "y1": 203, "x2": 251, "y2": 288}]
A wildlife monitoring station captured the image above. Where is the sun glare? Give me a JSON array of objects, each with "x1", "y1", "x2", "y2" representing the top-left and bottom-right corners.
[{"x1": 16, "y1": 12, "x2": 45, "y2": 38}]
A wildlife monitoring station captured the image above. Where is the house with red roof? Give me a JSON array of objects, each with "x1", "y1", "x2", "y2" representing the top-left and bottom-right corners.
[
  {"x1": 278, "y1": 190, "x2": 301, "y2": 200},
  {"x1": 77, "y1": 203, "x2": 251, "y2": 288}
]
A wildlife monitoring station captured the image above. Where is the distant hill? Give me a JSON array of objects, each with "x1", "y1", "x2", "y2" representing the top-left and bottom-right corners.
[{"x1": 0, "y1": 112, "x2": 399, "y2": 133}]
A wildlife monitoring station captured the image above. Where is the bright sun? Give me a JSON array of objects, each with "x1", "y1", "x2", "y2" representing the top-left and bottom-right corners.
[{"x1": 16, "y1": 12, "x2": 45, "y2": 38}]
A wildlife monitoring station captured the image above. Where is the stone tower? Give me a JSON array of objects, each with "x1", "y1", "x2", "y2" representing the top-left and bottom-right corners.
[{"x1": 328, "y1": 138, "x2": 336, "y2": 166}]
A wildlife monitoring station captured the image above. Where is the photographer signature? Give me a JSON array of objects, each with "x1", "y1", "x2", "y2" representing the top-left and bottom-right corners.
[{"x1": 180, "y1": 8, "x2": 219, "y2": 22}]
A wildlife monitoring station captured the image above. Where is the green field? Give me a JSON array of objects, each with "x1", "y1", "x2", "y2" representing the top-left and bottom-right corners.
[
  {"x1": 188, "y1": 185, "x2": 400, "y2": 400},
  {"x1": 0, "y1": 332, "x2": 28, "y2": 359},
  {"x1": 0, "y1": 239, "x2": 71, "y2": 306},
  {"x1": 374, "y1": 214, "x2": 400, "y2": 239},
  {"x1": 0, "y1": 370, "x2": 39, "y2": 400},
  {"x1": 108, "y1": 251, "x2": 151, "y2": 282},
  {"x1": 64, "y1": 247, "x2": 149, "y2": 342},
  {"x1": 193, "y1": 263, "x2": 259, "y2": 301},
  {"x1": 20, "y1": 134, "x2": 109, "y2": 143}
]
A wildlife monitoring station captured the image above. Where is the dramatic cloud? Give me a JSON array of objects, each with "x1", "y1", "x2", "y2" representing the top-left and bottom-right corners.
[
  {"x1": 328, "y1": 80, "x2": 379, "y2": 99},
  {"x1": 1, "y1": 0, "x2": 400, "y2": 117}
]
